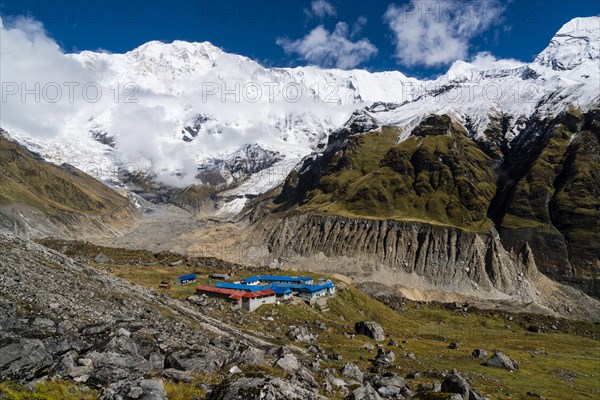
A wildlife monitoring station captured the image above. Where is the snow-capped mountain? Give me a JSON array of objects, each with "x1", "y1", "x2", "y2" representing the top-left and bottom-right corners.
[{"x1": 2, "y1": 16, "x2": 599, "y2": 215}]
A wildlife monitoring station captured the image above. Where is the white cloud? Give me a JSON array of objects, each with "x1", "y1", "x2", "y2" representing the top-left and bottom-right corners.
[
  {"x1": 277, "y1": 22, "x2": 378, "y2": 69},
  {"x1": 384, "y1": 0, "x2": 506, "y2": 67},
  {"x1": 470, "y1": 51, "x2": 525, "y2": 70},
  {"x1": 0, "y1": 17, "x2": 94, "y2": 136},
  {"x1": 352, "y1": 16, "x2": 368, "y2": 36},
  {"x1": 1, "y1": 16, "x2": 358, "y2": 188},
  {"x1": 305, "y1": 0, "x2": 337, "y2": 19}
]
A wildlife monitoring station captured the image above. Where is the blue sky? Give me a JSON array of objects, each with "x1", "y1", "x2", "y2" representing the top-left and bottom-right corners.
[{"x1": 1, "y1": 0, "x2": 599, "y2": 77}]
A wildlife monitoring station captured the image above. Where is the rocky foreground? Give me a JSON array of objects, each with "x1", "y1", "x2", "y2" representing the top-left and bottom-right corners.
[{"x1": 0, "y1": 229, "x2": 513, "y2": 399}]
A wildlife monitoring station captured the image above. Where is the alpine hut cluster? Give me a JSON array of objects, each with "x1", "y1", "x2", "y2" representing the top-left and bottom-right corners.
[{"x1": 195, "y1": 275, "x2": 335, "y2": 311}]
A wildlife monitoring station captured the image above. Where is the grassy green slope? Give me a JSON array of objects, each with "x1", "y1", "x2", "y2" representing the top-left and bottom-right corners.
[
  {"x1": 298, "y1": 116, "x2": 497, "y2": 232},
  {"x1": 0, "y1": 135, "x2": 129, "y2": 216}
]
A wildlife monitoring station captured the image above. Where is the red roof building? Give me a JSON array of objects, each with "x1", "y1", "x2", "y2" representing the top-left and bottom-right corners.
[
  {"x1": 195, "y1": 285, "x2": 277, "y2": 311},
  {"x1": 196, "y1": 284, "x2": 246, "y2": 304}
]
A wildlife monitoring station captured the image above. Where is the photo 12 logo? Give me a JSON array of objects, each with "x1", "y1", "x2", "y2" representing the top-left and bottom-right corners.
[
  {"x1": 1, "y1": 82, "x2": 139, "y2": 104},
  {"x1": 200, "y1": 81, "x2": 340, "y2": 104}
]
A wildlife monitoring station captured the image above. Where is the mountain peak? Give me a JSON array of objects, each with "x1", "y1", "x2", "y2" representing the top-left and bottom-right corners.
[
  {"x1": 127, "y1": 39, "x2": 224, "y2": 59},
  {"x1": 535, "y1": 15, "x2": 600, "y2": 71},
  {"x1": 555, "y1": 16, "x2": 600, "y2": 36}
]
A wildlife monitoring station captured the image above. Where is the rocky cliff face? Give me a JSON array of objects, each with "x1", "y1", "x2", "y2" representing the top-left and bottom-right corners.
[
  {"x1": 256, "y1": 214, "x2": 530, "y2": 297},
  {"x1": 252, "y1": 213, "x2": 600, "y2": 320},
  {"x1": 258, "y1": 107, "x2": 600, "y2": 304},
  {"x1": 490, "y1": 109, "x2": 600, "y2": 297}
]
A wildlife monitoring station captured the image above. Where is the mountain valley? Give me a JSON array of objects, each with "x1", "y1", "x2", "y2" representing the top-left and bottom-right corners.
[{"x1": 1, "y1": 13, "x2": 599, "y2": 400}]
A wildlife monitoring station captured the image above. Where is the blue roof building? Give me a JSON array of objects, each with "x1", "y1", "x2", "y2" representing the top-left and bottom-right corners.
[
  {"x1": 215, "y1": 283, "x2": 269, "y2": 292},
  {"x1": 297, "y1": 282, "x2": 335, "y2": 298},
  {"x1": 270, "y1": 286, "x2": 294, "y2": 298},
  {"x1": 241, "y1": 276, "x2": 261, "y2": 285},
  {"x1": 176, "y1": 274, "x2": 197, "y2": 285},
  {"x1": 242, "y1": 275, "x2": 313, "y2": 285}
]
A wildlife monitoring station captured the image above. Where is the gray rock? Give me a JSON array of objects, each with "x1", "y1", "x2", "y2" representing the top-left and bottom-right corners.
[
  {"x1": 87, "y1": 350, "x2": 151, "y2": 371},
  {"x1": 327, "y1": 376, "x2": 347, "y2": 389},
  {"x1": 148, "y1": 352, "x2": 165, "y2": 370},
  {"x1": 94, "y1": 253, "x2": 111, "y2": 263},
  {"x1": 33, "y1": 317, "x2": 55, "y2": 329},
  {"x1": 99, "y1": 379, "x2": 167, "y2": 400},
  {"x1": 161, "y1": 368, "x2": 192, "y2": 382},
  {"x1": 229, "y1": 365, "x2": 242, "y2": 374},
  {"x1": 374, "y1": 348, "x2": 395, "y2": 367},
  {"x1": 377, "y1": 385, "x2": 401, "y2": 397},
  {"x1": 362, "y1": 343, "x2": 375, "y2": 351},
  {"x1": 287, "y1": 325, "x2": 318, "y2": 344},
  {"x1": 341, "y1": 362, "x2": 364, "y2": 382},
  {"x1": 128, "y1": 386, "x2": 143, "y2": 399},
  {"x1": 471, "y1": 349, "x2": 488, "y2": 359},
  {"x1": 377, "y1": 375, "x2": 405, "y2": 389},
  {"x1": 441, "y1": 373, "x2": 489, "y2": 400},
  {"x1": 274, "y1": 353, "x2": 299, "y2": 372},
  {"x1": 348, "y1": 383, "x2": 382, "y2": 400},
  {"x1": 296, "y1": 366, "x2": 318, "y2": 387},
  {"x1": 165, "y1": 348, "x2": 227, "y2": 373},
  {"x1": 485, "y1": 352, "x2": 519, "y2": 371},
  {"x1": 407, "y1": 371, "x2": 421, "y2": 379},
  {"x1": 211, "y1": 376, "x2": 327, "y2": 400},
  {"x1": 0, "y1": 339, "x2": 52, "y2": 381},
  {"x1": 355, "y1": 321, "x2": 385, "y2": 341},
  {"x1": 232, "y1": 345, "x2": 265, "y2": 366}
]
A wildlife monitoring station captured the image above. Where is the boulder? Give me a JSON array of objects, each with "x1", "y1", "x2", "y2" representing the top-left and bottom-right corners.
[
  {"x1": 232, "y1": 346, "x2": 265, "y2": 366},
  {"x1": 485, "y1": 352, "x2": 519, "y2": 371},
  {"x1": 165, "y1": 347, "x2": 227, "y2": 373},
  {"x1": 161, "y1": 368, "x2": 192, "y2": 383},
  {"x1": 296, "y1": 366, "x2": 318, "y2": 387},
  {"x1": 348, "y1": 383, "x2": 383, "y2": 400},
  {"x1": 471, "y1": 349, "x2": 487, "y2": 359},
  {"x1": 94, "y1": 253, "x2": 111, "y2": 263},
  {"x1": 287, "y1": 325, "x2": 318, "y2": 344},
  {"x1": 377, "y1": 375, "x2": 406, "y2": 389},
  {"x1": 377, "y1": 385, "x2": 401, "y2": 397},
  {"x1": 274, "y1": 353, "x2": 299, "y2": 372},
  {"x1": 374, "y1": 348, "x2": 395, "y2": 367},
  {"x1": 211, "y1": 376, "x2": 326, "y2": 400},
  {"x1": 355, "y1": 321, "x2": 385, "y2": 341},
  {"x1": 229, "y1": 365, "x2": 242, "y2": 375},
  {"x1": 441, "y1": 373, "x2": 489, "y2": 400},
  {"x1": 98, "y1": 379, "x2": 168, "y2": 400},
  {"x1": 341, "y1": 362, "x2": 364, "y2": 382},
  {"x1": 0, "y1": 339, "x2": 52, "y2": 381},
  {"x1": 362, "y1": 343, "x2": 375, "y2": 351}
]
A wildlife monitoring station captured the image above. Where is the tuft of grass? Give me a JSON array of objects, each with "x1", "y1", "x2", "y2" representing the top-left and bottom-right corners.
[
  {"x1": 0, "y1": 380, "x2": 98, "y2": 400},
  {"x1": 164, "y1": 381, "x2": 206, "y2": 400}
]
